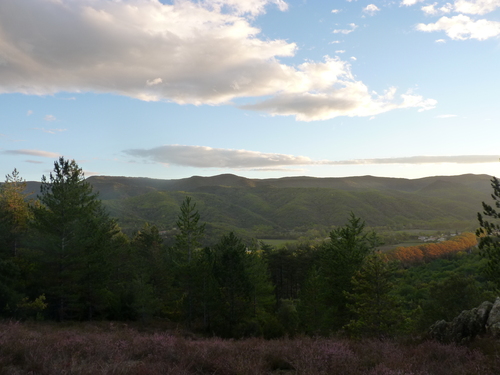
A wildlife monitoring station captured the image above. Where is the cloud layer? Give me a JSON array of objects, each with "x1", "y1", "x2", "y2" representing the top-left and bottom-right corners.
[
  {"x1": 124, "y1": 145, "x2": 499, "y2": 169},
  {"x1": 417, "y1": 0, "x2": 500, "y2": 40},
  {"x1": 417, "y1": 14, "x2": 500, "y2": 40},
  {"x1": 5, "y1": 149, "x2": 60, "y2": 158},
  {"x1": 0, "y1": 0, "x2": 434, "y2": 121}
]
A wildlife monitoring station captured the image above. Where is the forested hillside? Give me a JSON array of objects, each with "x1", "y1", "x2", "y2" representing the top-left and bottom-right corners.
[{"x1": 23, "y1": 173, "x2": 493, "y2": 237}]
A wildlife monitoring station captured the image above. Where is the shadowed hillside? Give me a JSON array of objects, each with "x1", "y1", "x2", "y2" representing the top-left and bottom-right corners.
[{"x1": 22, "y1": 173, "x2": 493, "y2": 237}]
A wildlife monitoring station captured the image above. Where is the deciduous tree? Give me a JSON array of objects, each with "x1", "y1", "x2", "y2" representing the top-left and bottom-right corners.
[{"x1": 0, "y1": 169, "x2": 32, "y2": 257}]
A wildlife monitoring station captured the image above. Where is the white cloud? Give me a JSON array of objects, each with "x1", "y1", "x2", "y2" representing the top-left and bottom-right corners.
[
  {"x1": 400, "y1": 93, "x2": 437, "y2": 112},
  {"x1": 331, "y1": 9, "x2": 341, "y2": 13},
  {"x1": 0, "y1": 0, "x2": 295, "y2": 105},
  {"x1": 125, "y1": 145, "x2": 315, "y2": 168},
  {"x1": 454, "y1": 0, "x2": 500, "y2": 15},
  {"x1": 422, "y1": 3, "x2": 438, "y2": 14},
  {"x1": 5, "y1": 149, "x2": 60, "y2": 158},
  {"x1": 421, "y1": 2, "x2": 453, "y2": 15},
  {"x1": 44, "y1": 115, "x2": 56, "y2": 121},
  {"x1": 401, "y1": 0, "x2": 424, "y2": 6},
  {"x1": 363, "y1": 4, "x2": 380, "y2": 15},
  {"x1": 423, "y1": 0, "x2": 500, "y2": 16},
  {"x1": 202, "y1": 0, "x2": 288, "y2": 16},
  {"x1": 417, "y1": 14, "x2": 500, "y2": 40},
  {"x1": 333, "y1": 23, "x2": 358, "y2": 34},
  {"x1": 125, "y1": 145, "x2": 500, "y2": 168},
  {"x1": 350, "y1": 56, "x2": 357, "y2": 60},
  {"x1": 0, "y1": 0, "x2": 433, "y2": 122},
  {"x1": 241, "y1": 75, "x2": 436, "y2": 121},
  {"x1": 335, "y1": 50, "x2": 346, "y2": 53},
  {"x1": 27, "y1": 110, "x2": 33, "y2": 116},
  {"x1": 435, "y1": 38, "x2": 447, "y2": 42}
]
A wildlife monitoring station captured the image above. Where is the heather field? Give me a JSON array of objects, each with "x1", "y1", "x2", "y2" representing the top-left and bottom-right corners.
[{"x1": 0, "y1": 322, "x2": 499, "y2": 375}]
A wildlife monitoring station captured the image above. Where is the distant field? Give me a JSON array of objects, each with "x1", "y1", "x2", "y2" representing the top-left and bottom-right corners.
[
  {"x1": 259, "y1": 239, "x2": 298, "y2": 247},
  {"x1": 381, "y1": 229, "x2": 444, "y2": 235}
]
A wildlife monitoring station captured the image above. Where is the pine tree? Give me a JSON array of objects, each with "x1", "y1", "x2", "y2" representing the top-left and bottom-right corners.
[
  {"x1": 298, "y1": 266, "x2": 325, "y2": 334},
  {"x1": 32, "y1": 157, "x2": 118, "y2": 320},
  {"x1": 209, "y1": 232, "x2": 275, "y2": 337},
  {"x1": 319, "y1": 213, "x2": 379, "y2": 330},
  {"x1": 130, "y1": 223, "x2": 170, "y2": 319},
  {"x1": 175, "y1": 196, "x2": 205, "y2": 263},
  {"x1": 477, "y1": 176, "x2": 500, "y2": 287},
  {"x1": 0, "y1": 169, "x2": 34, "y2": 316},
  {"x1": 173, "y1": 196, "x2": 205, "y2": 327},
  {"x1": 344, "y1": 253, "x2": 400, "y2": 338},
  {"x1": 211, "y1": 232, "x2": 251, "y2": 336}
]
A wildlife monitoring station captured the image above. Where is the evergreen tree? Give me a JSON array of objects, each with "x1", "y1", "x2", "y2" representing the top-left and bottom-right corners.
[
  {"x1": 32, "y1": 157, "x2": 118, "y2": 320},
  {"x1": 211, "y1": 232, "x2": 252, "y2": 336},
  {"x1": 173, "y1": 196, "x2": 205, "y2": 327},
  {"x1": 318, "y1": 213, "x2": 379, "y2": 331},
  {"x1": 0, "y1": 169, "x2": 35, "y2": 317},
  {"x1": 298, "y1": 266, "x2": 324, "y2": 334},
  {"x1": 175, "y1": 196, "x2": 205, "y2": 263},
  {"x1": 209, "y1": 232, "x2": 275, "y2": 337},
  {"x1": 344, "y1": 253, "x2": 400, "y2": 338},
  {"x1": 477, "y1": 176, "x2": 500, "y2": 287},
  {"x1": 132, "y1": 223, "x2": 167, "y2": 292},
  {"x1": 130, "y1": 223, "x2": 171, "y2": 319}
]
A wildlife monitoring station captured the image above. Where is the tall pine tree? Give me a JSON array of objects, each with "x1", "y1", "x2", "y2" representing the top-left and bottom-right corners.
[
  {"x1": 477, "y1": 176, "x2": 500, "y2": 287},
  {"x1": 305, "y1": 213, "x2": 379, "y2": 332},
  {"x1": 32, "y1": 157, "x2": 118, "y2": 320},
  {"x1": 344, "y1": 253, "x2": 400, "y2": 338},
  {"x1": 173, "y1": 196, "x2": 206, "y2": 327}
]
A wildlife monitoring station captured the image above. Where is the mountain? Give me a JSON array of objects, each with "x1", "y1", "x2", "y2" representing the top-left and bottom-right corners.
[{"x1": 24, "y1": 173, "x2": 494, "y2": 237}]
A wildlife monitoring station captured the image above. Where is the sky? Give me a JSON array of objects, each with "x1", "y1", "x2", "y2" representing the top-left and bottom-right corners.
[{"x1": 1, "y1": 0, "x2": 500, "y2": 182}]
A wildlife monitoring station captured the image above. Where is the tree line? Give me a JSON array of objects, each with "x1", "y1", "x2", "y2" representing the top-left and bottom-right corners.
[
  {"x1": 1, "y1": 157, "x2": 499, "y2": 338},
  {"x1": 386, "y1": 232, "x2": 477, "y2": 267}
]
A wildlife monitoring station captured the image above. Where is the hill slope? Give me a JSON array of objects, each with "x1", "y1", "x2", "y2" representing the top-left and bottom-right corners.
[{"x1": 23, "y1": 174, "x2": 494, "y2": 237}]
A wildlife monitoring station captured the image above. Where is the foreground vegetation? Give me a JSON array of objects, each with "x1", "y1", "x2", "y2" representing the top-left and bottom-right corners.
[{"x1": 1, "y1": 321, "x2": 499, "y2": 375}]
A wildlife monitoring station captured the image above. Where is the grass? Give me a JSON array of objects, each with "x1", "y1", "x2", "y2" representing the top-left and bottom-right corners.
[{"x1": 0, "y1": 321, "x2": 499, "y2": 374}]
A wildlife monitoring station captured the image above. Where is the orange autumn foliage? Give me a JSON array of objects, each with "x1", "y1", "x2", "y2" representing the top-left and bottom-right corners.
[{"x1": 387, "y1": 232, "x2": 477, "y2": 267}]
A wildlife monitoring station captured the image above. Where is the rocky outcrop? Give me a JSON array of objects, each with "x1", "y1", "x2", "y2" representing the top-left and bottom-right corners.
[
  {"x1": 429, "y1": 299, "x2": 500, "y2": 343},
  {"x1": 486, "y1": 297, "x2": 500, "y2": 336}
]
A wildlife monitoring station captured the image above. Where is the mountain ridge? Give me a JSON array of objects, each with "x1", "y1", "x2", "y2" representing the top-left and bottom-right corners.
[{"x1": 21, "y1": 173, "x2": 494, "y2": 237}]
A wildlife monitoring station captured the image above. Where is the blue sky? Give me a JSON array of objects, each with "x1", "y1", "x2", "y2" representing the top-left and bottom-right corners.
[{"x1": 1, "y1": 0, "x2": 499, "y2": 182}]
